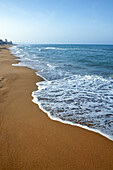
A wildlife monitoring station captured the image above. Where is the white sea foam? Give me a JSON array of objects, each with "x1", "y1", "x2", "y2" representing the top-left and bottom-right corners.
[
  {"x1": 44, "y1": 47, "x2": 67, "y2": 51},
  {"x1": 24, "y1": 57, "x2": 33, "y2": 61},
  {"x1": 47, "y1": 63, "x2": 55, "y2": 69},
  {"x1": 32, "y1": 75, "x2": 113, "y2": 141},
  {"x1": 32, "y1": 94, "x2": 113, "y2": 141},
  {"x1": 16, "y1": 50, "x2": 20, "y2": 54},
  {"x1": 45, "y1": 47, "x2": 56, "y2": 50}
]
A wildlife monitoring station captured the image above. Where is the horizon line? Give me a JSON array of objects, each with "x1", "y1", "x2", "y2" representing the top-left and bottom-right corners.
[{"x1": 15, "y1": 42, "x2": 113, "y2": 45}]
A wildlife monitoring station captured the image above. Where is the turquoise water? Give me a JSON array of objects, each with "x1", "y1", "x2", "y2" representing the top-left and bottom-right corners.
[{"x1": 11, "y1": 44, "x2": 113, "y2": 140}]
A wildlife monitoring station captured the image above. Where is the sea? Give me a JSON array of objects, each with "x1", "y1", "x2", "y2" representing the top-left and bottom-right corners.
[{"x1": 10, "y1": 44, "x2": 113, "y2": 141}]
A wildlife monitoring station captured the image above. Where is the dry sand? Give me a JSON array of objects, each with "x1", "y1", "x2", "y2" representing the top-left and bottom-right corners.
[{"x1": 0, "y1": 46, "x2": 113, "y2": 170}]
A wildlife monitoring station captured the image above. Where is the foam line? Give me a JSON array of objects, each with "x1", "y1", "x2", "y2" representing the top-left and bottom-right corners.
[{"x1": 32, "y1": 91, "x2": 113, "y2": 141}]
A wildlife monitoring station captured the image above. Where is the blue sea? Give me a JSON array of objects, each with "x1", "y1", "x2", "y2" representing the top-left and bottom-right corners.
[{"x1": 10, "y1": 44, "x2": 113, "y2": 141}]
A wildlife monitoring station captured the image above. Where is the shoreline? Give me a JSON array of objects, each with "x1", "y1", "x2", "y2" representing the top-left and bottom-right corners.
[
  {"x1": 32, "y1": 94, "x2": 113, "y2": 142},
  {"x1": 32, "y1": 83, "x2": 113, "y2": 142},
  {"x1": 0, "y1": 46, "x2": 113, "y2": 169},
  {"x1": 11, "y1": 46, "x2": 113, "y2": 142}
]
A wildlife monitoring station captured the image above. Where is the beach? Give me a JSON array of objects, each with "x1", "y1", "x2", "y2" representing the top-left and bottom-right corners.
[{"x1": 0, "y1": 46, "x2": 113, "y2": 170}]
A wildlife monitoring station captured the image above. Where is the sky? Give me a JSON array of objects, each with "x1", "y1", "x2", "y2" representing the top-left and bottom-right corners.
[{"x1": 0, "y1": 0, "x2": 113, "y2": 44}]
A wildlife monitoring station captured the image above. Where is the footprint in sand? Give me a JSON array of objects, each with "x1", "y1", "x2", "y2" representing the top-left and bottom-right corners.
[{"x1": 0, "y1": 77, "x2": 5, "y2": 88}]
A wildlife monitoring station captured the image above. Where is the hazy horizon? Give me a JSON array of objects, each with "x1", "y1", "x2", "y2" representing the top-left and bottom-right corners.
[
  {"x1": 0, "y1": 0, "x2": 113, "y2": 44},
  {"x1": 14, "y1": 42, "x2": 113, "y2": 45}
]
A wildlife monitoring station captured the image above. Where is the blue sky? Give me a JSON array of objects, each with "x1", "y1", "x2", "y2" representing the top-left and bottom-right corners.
[{"x1": 0, "y1": 0, "x2": 113, "y2": 44}]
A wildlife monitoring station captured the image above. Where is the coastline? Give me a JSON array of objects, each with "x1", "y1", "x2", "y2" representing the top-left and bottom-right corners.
[{"x1": 0, "y1": 46, "x2": 113, "y2": 169}]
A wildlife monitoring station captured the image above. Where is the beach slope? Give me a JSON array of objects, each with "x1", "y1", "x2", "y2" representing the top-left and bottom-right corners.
[{"x1": 0, "y1": 46, "x2": 113, "y2": 170}]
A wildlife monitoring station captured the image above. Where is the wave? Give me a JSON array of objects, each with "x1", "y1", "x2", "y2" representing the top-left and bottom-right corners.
[
  {"x1": 32, "y1": 94, "x2": 113, "y2": 141},
  {"x1": 32, "y1": 75, "x2": 113, "y2": 141},
  {"x1": 45, "y1": 47, "x2": 56, "y2": 50},
  {"x1": 44, "y1": 47, "x2": 66, "y2": 50}
]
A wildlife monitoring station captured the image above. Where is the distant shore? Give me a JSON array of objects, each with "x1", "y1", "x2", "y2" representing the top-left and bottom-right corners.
[
  {"x1": 0, "y1": 39, "x2": 13, "y2": 45},
  {"x1": 0, "y1": 46, "x2": 113, "y2": 170}
]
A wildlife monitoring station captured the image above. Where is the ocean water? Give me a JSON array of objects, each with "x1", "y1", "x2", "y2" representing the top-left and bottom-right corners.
[{"x1": 10, "y1": 44, "x2": 113, "y2": 140}]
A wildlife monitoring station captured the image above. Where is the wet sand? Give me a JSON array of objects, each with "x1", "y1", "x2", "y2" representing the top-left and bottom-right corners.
[{"x1": 0, "y1": 46, "x2": 113, "y2": 170}]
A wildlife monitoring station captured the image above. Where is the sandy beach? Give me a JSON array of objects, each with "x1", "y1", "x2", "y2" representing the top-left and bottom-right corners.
[{"x1": 0, "y1": 46, "x2": 113, "y2": 170}]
